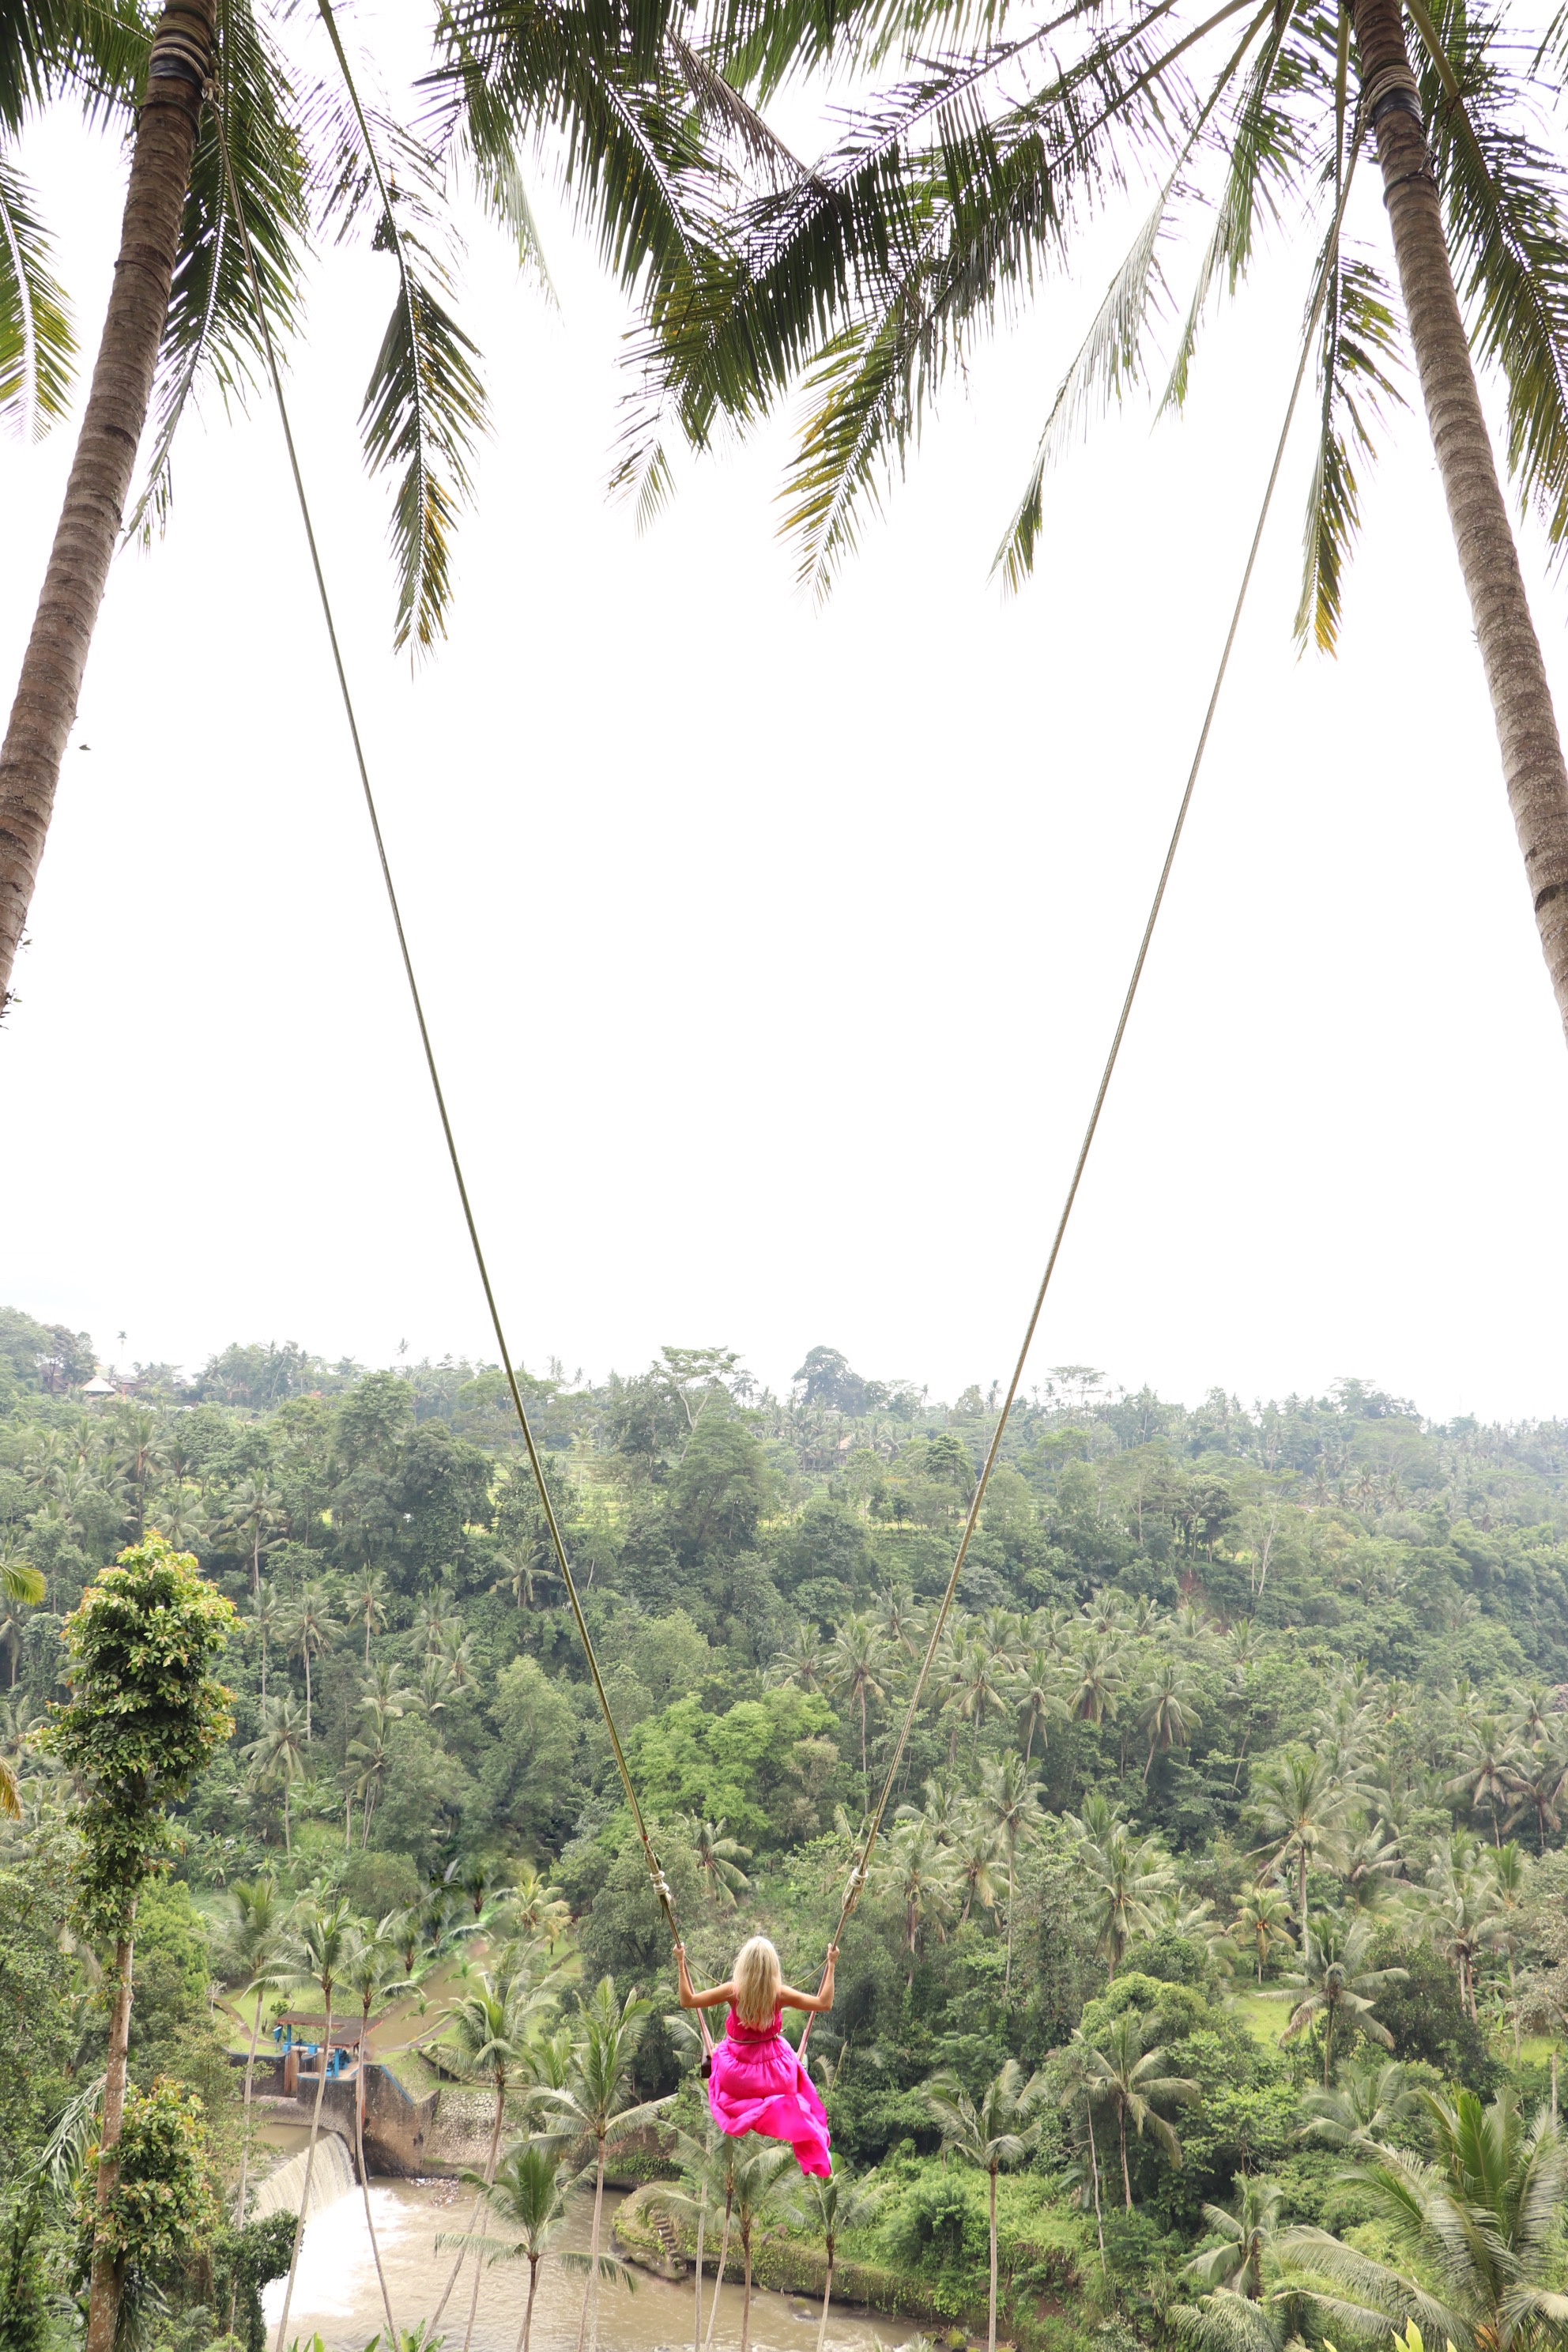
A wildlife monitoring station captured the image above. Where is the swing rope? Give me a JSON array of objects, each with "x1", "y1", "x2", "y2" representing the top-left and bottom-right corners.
[
  {"x1": 209, "y1": 85, "x2": 1356, "y2": 2058},
  {"x1": 795, "y1": 135, "x2": 1363, "y2": 2054},
  {"x1": 208, "y1": 90, "x2": 714, "y2": 2056}
]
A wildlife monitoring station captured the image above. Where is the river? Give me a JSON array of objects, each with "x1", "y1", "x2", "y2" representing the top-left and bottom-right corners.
[{"x1": 260, "y1": 2173, "x2": 920, "y2": 2352}]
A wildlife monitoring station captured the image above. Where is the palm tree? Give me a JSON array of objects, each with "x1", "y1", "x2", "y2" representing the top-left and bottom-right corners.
[
  {"x1": 1066, "y1": 1636, "x2": 1125, "y2": 1728},
  {"x1": 279, "y1": 1585, "x2": 339, "y2": 1740},
  {"x1": 787, "y1": 2167, "x2": 883, "y2": 2352},
  {"x1": 925, "y1": 2061, "x2": 1047, "y2": 2352},
  {"x1": 1287, "y1": 2088, "x2": 1568, "y2": 2352},
  {"x1": 1181, "y1": 2177, "x2": 1283, "y2": 2299},
  {"x1": 433, "y1": 1947, "x2": 562, "y2": 2346},
  {"x1": 1014, "y1": 1648, "x2": 1065, "y2": 1764},
  {"x1": 1231, "y1": 1883, "x2": 1296, "y2": 1988},
  {"x1": 828, "y1": 1612, "x2": 890, "y2": 1796},
  {"x1": 271, "y1": 1898, "x2": 353, "y2": 2352},
  {"x1": 247, "y1": 1588, "x2": 278, "y2": 1702},
  {"x1": 492, "y1": 1547, "x2": 560, "y2": 1612},
  {"x1": 353, "y1": 1568, "x2": 387, "y2": 1668},
  {"x1": 1073, "y1": 2011, "x2": 1198, "y2": 2208},
  {"x1": 439, "y1": 2140, "x2": 575, "y2": 2352},
  {"x1": 944, "y1": 1630, "x2": 1012, "y2": 1764},
  {"x1": 1054, "y1": 2035, "x2": 1108, "y2": 2269},
  {"x1": 731, "y1": 2141, "x2": 795, "y2": 2352},
  {"x1": 1140, "y1": 1660, "x2": 1203, "y2": 1781},
  {"x1": 241, "y1": 1693, "x2": 305, "y2": 1852},
  {"x1": 1250, "y1": 1755, "x2": 1351, "y2": 1936},
  {"x1": 1505, "y1": 1745, "x2": 1565, "y2": 1854},
  {"x1": 979, "y1": 1753, "x2": 1044, "y2": 1988},
  {"x1": 1447, "y1": 1716, "x2": 1525, "y2": 1845},
  {"x1": 871, "y1": 1816, "x2": 960, "y2": 1981},
  {"x1": 0, "y1": 0, "x2": 752, "y2": 1016},
  {"x1": 952, "y1": 1807, "x2": 1001, "y2": 1927},
  {"x1": 227, "y1": 1876, "x2": 287, "y2": 2233},
  {"x1": 1299, "y1": 2060, "x2": 1420, "y2": 2153},
  {"x1": 684, "y1": 1817, "x2": 752, "y2": 1908},
  {"x1": 341, "y1": 1922, "x2": 404, "y2": 2348},
  {"x1": 224, "y1": 1477, "x2": 285, "y2": 1598},
  {"x1": 656, "y1": 4, "x2": 1568, "y2": 1050},
  {"x1": 769, "y1": 1619, "x2": 827, "y2": 1691},
  {"x1": 545, "y1": 1977, "x2": 673, "y2": 2352},
  {"x1": 1072, "y1": 1817, "x2": 1175, "y2": 1978},
  {"x1": 1282, "y1": 1914, "x2": 1406, "y2": 2086}
]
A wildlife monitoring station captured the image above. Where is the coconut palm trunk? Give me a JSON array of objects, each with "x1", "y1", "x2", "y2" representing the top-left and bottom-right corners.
[
  {"x1": 1351, "y1": 0, "x2": 1568, "y2": 1038},
  {"x1": 233, "y1": 1984, "x2": 266, "y2": 2226},
  {"x1": 516, "y1": 2254, "x2": 542, "y2": 2352},
  {"x1": 0, "y1": 2, "x2": 214, "y2": 1015},
  {"x1": 84, "y1": 1929, "x2": 135, "y2": 2352},
  {"x1": 703, "y1": 2184, "x2": 733, "y2": 2346},
  {"x1": 353, "y1": 2022, "x2": 398, "y2": 2348},
  {"x1": 814, "y1": 2230, "x2": 835, "y2": 2352},
  {"x1": 694, "y1": 2180, "x2": 708, "y2": 2352},
  {"x1": 432, "y1": 2077, "x2": 505, "y2": 2328},
  {"x1": 986, "y1": 2167, "x2": 999, "y2": 2352},
  {"x1": 272, "y1": 1985, "x2": 334, "y2": 2352},
  {"x1": 576, "y1": 2131, "x2": 609, "y2": 2352}
]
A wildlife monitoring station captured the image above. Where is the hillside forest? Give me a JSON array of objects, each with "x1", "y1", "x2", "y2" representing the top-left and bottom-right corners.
[{"x1": 3, "y1": 1304, "x2": 1568, "y2": 2352}]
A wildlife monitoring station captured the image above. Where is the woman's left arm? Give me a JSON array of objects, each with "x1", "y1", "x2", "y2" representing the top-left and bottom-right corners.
[{"x1": 780, "y1": 1946, "x2": 839, "y2": 2015}]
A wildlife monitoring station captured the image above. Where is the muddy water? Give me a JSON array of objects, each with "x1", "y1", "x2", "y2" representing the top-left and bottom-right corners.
[{"x1": 260, "y1": 2176, "x2": 919, "y2": 2352}]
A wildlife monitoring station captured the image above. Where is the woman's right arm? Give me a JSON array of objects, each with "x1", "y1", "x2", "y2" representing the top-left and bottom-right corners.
[{"x1": 675, "y1": 1945, "x2": 733, "y2": 2010}]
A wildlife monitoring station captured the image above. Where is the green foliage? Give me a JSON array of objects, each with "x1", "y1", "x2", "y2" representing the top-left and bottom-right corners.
[
  {"x1": 0, "y1": 2192, "x2": 49, "y2": 2352},
  {"x1": 210, "y1": 2214, "x2": 294, "y2": 2352},
  {"x1": 78, "y1": 2076, "x2": 220, "y2": 2276},
  {"x1": 47, "y1": 1540, "x2": 235, "y2": 1939}
]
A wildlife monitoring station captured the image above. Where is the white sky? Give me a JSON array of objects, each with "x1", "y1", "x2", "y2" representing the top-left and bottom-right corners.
[{"x1": 3, "y1": 18, "x2": 1568, "y2": 1423}]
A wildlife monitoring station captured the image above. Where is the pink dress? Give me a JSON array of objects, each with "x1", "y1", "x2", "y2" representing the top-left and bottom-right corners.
[{"x1": 707, "y1": 2003, "x2": 832, "y2": 2177}]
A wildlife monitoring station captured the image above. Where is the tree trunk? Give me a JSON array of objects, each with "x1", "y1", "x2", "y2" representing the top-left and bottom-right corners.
[
  {"x1": 1118, "y1": 2107, "x2": 1132, "y2": 2209},
  {"x1": 1004, "y1": 1853, "x2": 1016, "y2": 1994},
  {"x1": 0, "y1": 1, "x2": 214, "y2": 1016},
  {"x1": 234, "y1": 1987, "x2": 265, "y2": 2226},
  {"x1": 1084, "y1": 2107, "x2": 1106, "y2": 2270},
  {"x1": 273, "y1": 1984, "x2": 334, "y2": 2352},
  {"x1": 576, "y1": 2143, "x2": 607, "y2": 2352},
  {"x1": 355, "y1": 2016, "x2": 398, "y2": 2349},
  {"x1": 704, "y1": 2192, "x2": 733, "y2": 2347},
  {"x1": 986, "y1": 2169, "x2": 998, "y2": 2352},
  {"x1": 84, "y1": 1928, "x2": 135, "y2": 2352},
  {"x1": 433, "y1": 2080, "x2": 504, "y2": 2329},
  {"x1": 694, "y1": 2180, "x2": 708, "y2": 2352},
  {"x1": 1352, "y1": 0, "x2": 1568, "y2": 1042},
  {"x1": 815, "y1": 2246, "x2": 835, "y2": 2352},
  {"x1": 740, "y1": 2220, "x2": 754, "y2": 2352},
  {"x1": 515, "y1": 2255, "x2": 541, "y2": 2352}
]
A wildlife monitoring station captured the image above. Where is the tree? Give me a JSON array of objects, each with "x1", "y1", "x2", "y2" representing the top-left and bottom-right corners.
[
  {"x1": 787, "y1": 2166, "x2": 883, "y2": 2352},
  {"x1": 925, "y1": 2061, "x2": 1047, "y2": 2352},
  {"x1": 1140, "y1": 1660, "x2": 1204, "y2": 1781},
  {"x1": 1447, "y1": 1716, "x2": 1525, "y2": 1846},
  {"x1": 544, "y1": 1977, "x2": 672, "y2": 2352},
  {"x1": 224, "y1": 1478, "x2": 285, "y2": 1599},
  {"x1": 1283, "y1": 1914, "x2": 1406, "y2": 2086},
  {"x1": 651, "y1": 1, "x2": 1568, "y2": 1049},
  {"x1": 979, "y1": 1752, "x2": 1045, "y2": 1988},
  {"x1": 1288, "y1": 2088, "x2": 1568, "y2": 2352},
  {"x1": 46, "y1": 1539, "x2": 233, "y2": 2352},
  {"x1": 440, "y1": 2139, "x2": 575, "y2": 2352},
  {"x1": 828, "y1": 1612, "x2": 891, "y2": 1794},
  {"x1": 1250, "y1": 1755, "x2": 1351, "y2": 1936},
  {"x1": 434, "y1": 1945, "x2": 562, "y2": 2347},
  {"x1": 278, "y1": 1585, "x2": 339, "y2": 1740},
  {"x1": 0, "y1": 1559, "x2": 43, "y2": 1806},
  {"x1": 270, "y1": 1897, "x2": 354, "y2": 2352},
  {"x1": 1181, "y1": 2177, "x2": 1283, "y2": 2300},
  {"x1": 1299, "y1": 2060, "x2": 1421, "y2": 2153},
  {"x1": 684, "y1": 1817, "x2": 752, "y2": 1909},
  {"x1": 1072, "y1": 2011, "x2": 1198, "y2": 2209},
  {"x1": 0, "y1": 0, "x2": 756, "y2": 1016},
  {"x1": 353, "y1": 1568, "x2": 388, "y2": 1668},
  {"x1": 227, "y1": 1877, "x2": 287, "y2": 2234},
  {"x1": 1014, "y1": 1648, "x2": 1066, "y2": 1764},
  {"x1": 1231, "y1": 1885, "x2": 1296, "y2": 1988},
  {"x1": 341, "y1": 1922, "x2": 405, "y2": 2347},
  {"x1": 1072, "y1": 1815, "x2": 1176, "y2": 1978},
  {"x1": 242, "y1": 1694, "x2": 305, "y2": 1853},
  {"x1": 732, "y1": 2140, "x2": 795, "y2": 2352},
  {"x1": 871, "y1": 1816, "x2": 960, "y2": 1981}
]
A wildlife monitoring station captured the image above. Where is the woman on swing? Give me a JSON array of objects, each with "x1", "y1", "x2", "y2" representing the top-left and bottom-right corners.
[{"x1": 676, "y1": 1935, "x2": 838, "y2": 2177}]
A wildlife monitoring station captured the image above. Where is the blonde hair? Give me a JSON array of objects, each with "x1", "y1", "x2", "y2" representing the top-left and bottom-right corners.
[{"x1": 732, "y1": 1936, "x2": 782, "y2": 2028}]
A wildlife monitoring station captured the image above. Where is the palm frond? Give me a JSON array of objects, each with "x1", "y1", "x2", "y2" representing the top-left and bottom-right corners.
[
  {"x1": 314, "y1": 0, "x2": 488, "y2": 655},
  {"x1": 1409, "y1": 0, "x2": 1568, "y2": 557},
  {"x1": 126, "y1": 0, "x2": 307, "y2": 545},
  {"x1": 0, "y1": 146, "x2": 74, "y2": 439}
]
